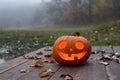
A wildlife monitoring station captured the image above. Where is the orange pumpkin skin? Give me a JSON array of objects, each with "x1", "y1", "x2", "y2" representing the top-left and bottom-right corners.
[{"x1": 53, "y1": 36, "x2": 91, "y2": 66}]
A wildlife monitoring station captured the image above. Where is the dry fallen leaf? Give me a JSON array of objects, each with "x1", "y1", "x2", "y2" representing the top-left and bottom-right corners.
[
  {"x1": 111, "y1": 55, "x2": 118, "y2": 60},
  {"x1": 91, "y1": 51, "x2": 96, "y2": 54},
  {"x1": 39, "y1": 70, "x2": 49, "y2": 78},
  {"x1": 32, "y1": 60, "x2": 44, "y2": 67},
  {"x1": 60, "y1": 74, "x2": 73, "y2": 80},
  {"x1": 44, "y1": 54, "x2": 52, "y2": 58},
  {"x1": 100, "y1": 54, "x2": 112, "y2": 61},
  {"x1": 36, "y1": 51, "x2": 43, "y2": 55},
  {"x1": 99, "y1": 61, "x2": 109, "y2": 66},
  {"x1": 35, "y1": 56, "x2": 42, "y2": 59},
  {"x1": 116, "y1": 59, "x2": 120, "y2": 64},
  {"x1": 20, "y1": 69, "x2": 28, "y2": 73},
  {"x1": 114, "y1": 52, "x2": 120, "y2": 58},
  {"x1": 65, "y1": 75, "x2": 73, "y2": 80},
  {"x1": 23, "y1": 54, "x2": 34, "y2": 59},
  {"x1": 44, "y1": 59, "x2": 56, "y2": 63},
  {"x1": 39, "y1": 69, "x2": 53, "y2": 78}
]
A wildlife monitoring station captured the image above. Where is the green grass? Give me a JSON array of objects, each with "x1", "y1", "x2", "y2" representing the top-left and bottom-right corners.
[{"x1": 0, "y1": 20, "x2": 120, "y2": 47}]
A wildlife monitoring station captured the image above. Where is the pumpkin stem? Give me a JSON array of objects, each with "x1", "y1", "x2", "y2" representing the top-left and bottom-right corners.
[{"x1": 71, "y1": 32, "x2": 80, "y2": 36}]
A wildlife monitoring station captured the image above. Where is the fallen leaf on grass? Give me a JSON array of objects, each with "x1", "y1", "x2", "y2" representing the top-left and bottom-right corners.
[
  {"x1": 39, "y1": 69, "x2": 53, "y2": 78},
  {"x1": 23, "y1": 54, "x2": 34, "y2": 59},
  {"x1": 31, "y1": 60, "x2": 44, "y2": 67},
  {"x1": 60, "y1": 74, "x2": 73, "y2": 80}
]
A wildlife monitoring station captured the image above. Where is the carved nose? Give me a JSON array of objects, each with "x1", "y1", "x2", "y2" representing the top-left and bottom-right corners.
[{"x1": 70, "y1": 48, "x2": 73, "y2": 51}]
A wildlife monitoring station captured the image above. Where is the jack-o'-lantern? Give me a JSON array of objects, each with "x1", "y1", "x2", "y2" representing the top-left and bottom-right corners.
[{"x1": 53, "y1": 33, "x2": 91, "y2": 66}]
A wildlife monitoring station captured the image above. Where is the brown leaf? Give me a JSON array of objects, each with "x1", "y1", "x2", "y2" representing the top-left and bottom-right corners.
[
  {"x1": 20, "y1": 69, "x2": 28, "y2": 73},
  {"x1": 36, "y1": 51, "x2": 43, "y2": 55},
  {"x1": 44, "y1": 54, "x2": 52, "y2": 58},
  {"x1": 32, "y1": 60, "x2": 44, "y2": 67},
  {"x1": 60, "y1": 74, "x2": 73, "y2": 80},
  {"x1": 23, "y1": 54, "x2": 34, "y2": 59},
  {"x1": 65, "y1": 75, "x2": 73, "y2": 80},
  {"x1": 111, "y1": 55, "x2": 118, "y2": 60},
  {"x1": 44, "y1": 59, "x2": 56, "y2": 63},
  {"x1": 39, "y1": 69, "x2": 53, "y2": 78},
  {"x1": 116, "y1": 59, "x2": 120, "y2": 64},
  {"x1": 35, "y1": 56, "x2": 42, "y2": 59},
  {"x1": 100, "y1": 54, "x2": 112, "y2": 61},
  {"x1": 114, "y1": 52, "x2": 120, "y2": 58},
  {"x1": 91, "y1": 51, "x2": 96, "y2": 54}
]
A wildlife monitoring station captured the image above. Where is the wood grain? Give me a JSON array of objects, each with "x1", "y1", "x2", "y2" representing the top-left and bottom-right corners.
[
  {"x1": 106, "y1": 46, "x2": 120, "y2": 80},
  {"x1": 0, "y1": 46, "x2": 120, "y2": 80}
]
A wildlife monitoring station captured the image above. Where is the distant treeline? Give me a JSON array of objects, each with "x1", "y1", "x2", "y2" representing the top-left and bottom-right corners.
[{"x1": 33, "y1": 0, "x2": 120, "y2": 25}]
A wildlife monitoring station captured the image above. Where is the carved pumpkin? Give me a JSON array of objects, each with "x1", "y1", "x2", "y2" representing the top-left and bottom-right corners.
[{"x1": 53, "y1": 35, "x2": 91, "y2": 66}]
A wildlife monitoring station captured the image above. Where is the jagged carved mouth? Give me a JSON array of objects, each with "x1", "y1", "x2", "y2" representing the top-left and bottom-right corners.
[{"x1": 58, "y1": 51, "x2": 87, "y2": 60}]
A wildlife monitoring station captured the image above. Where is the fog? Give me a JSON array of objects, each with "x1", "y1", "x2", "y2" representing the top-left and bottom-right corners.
[
  {"x1": 1, "y1": 0, "x2": 118, "y2": 29},
  {"x1": 0, "y1": 0, "x2": 51, "y2": 29}
]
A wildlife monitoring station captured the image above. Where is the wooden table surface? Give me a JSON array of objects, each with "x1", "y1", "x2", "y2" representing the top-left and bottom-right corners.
[{"x1": 0, "y1": 46, "x2": 120, "y2": 80}]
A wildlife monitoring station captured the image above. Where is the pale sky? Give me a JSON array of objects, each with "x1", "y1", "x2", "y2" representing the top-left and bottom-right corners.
[{"x1": 0, "y1": 0, "x2": 51, "y2": 4}]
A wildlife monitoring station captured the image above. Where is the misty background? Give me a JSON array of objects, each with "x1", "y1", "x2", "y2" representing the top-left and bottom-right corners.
[
  {"x1": 0, "y1": 0, "x2": 51, "y2": 29},
  {"x1": 0, "y1": 0, "x2": 120, "y2": 29}
]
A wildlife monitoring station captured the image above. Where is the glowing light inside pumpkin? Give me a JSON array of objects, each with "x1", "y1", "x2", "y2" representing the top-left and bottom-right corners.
[
  {"x1": 70, "y1": 48, "x2": 73, "y2": 51},
  {"x1": 58, "y1": 51, "x2": 87, "y2": 60},
  {"x1": 59, "y1": 40, "x2": 67, "y2": 49},
  {"x1": 75, "y1": 41, "x2": 84, "y2": 50}
]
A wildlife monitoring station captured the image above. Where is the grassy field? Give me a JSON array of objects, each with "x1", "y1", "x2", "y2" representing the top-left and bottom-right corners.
[
  {"x1": 0, "y1": 21, "x2": 120, "y2": 46},
  {"x1": 0, "y1": 20, "x2": 120, "y2": 60}
]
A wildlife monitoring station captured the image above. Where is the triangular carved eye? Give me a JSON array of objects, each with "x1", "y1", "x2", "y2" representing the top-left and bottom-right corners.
[
  {"x1": 59, "y1": 40, "x2": 67, "y2": 49},
  {"x1": 75, "y1": 41, "x2": 84, "y2": 50}
]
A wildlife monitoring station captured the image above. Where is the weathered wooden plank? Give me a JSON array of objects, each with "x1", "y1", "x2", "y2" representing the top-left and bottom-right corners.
[
  {"x1": 100, "y1": 46, "x2": 113, "y2": 53},
  {"x1": 106, "y1": 46, "x2": 120, "y2": 80},
  {"x1": 0, "y1": 48, "x2": 42, "y2": 80},
  {"x1": 113, "y1": 46, "x2": 120, "y2": 53},
  {"x1": 0, "y1": 47, "x2": 49, "y2": 73},
  {"x1": 0, "y1": 49, "x2": 40, "y2": 73},
  {"x1": 17, "y1": 62, "x2": 60, "y2": 80},
  {"x1": 0, "y1": 47, "x2": 61, "y2": 80},
  {"x1": 0, "y1": 56, "x2": 27, "y2": 74},
  {"x1": 49, "y1": 47, "x2": 108, "y2": 80},
  {"x1": 92, "y1": 46, "x2": 100, "y2": 51},
  {"x1": 49, "y1": 61, "x2": 107, "y2": 80},
  {"x1": 0, "y1": 46, "x2": 119, "y2": 80},
  {"x1": 0, "y1": 60, "x2": 35, "y2": 80},
  {"x1": 0, "y1": 47, "x2": 54, "y2": 80},
  {"x1": 17, "y1": 47, "x2": 61, "y2": 80}
]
